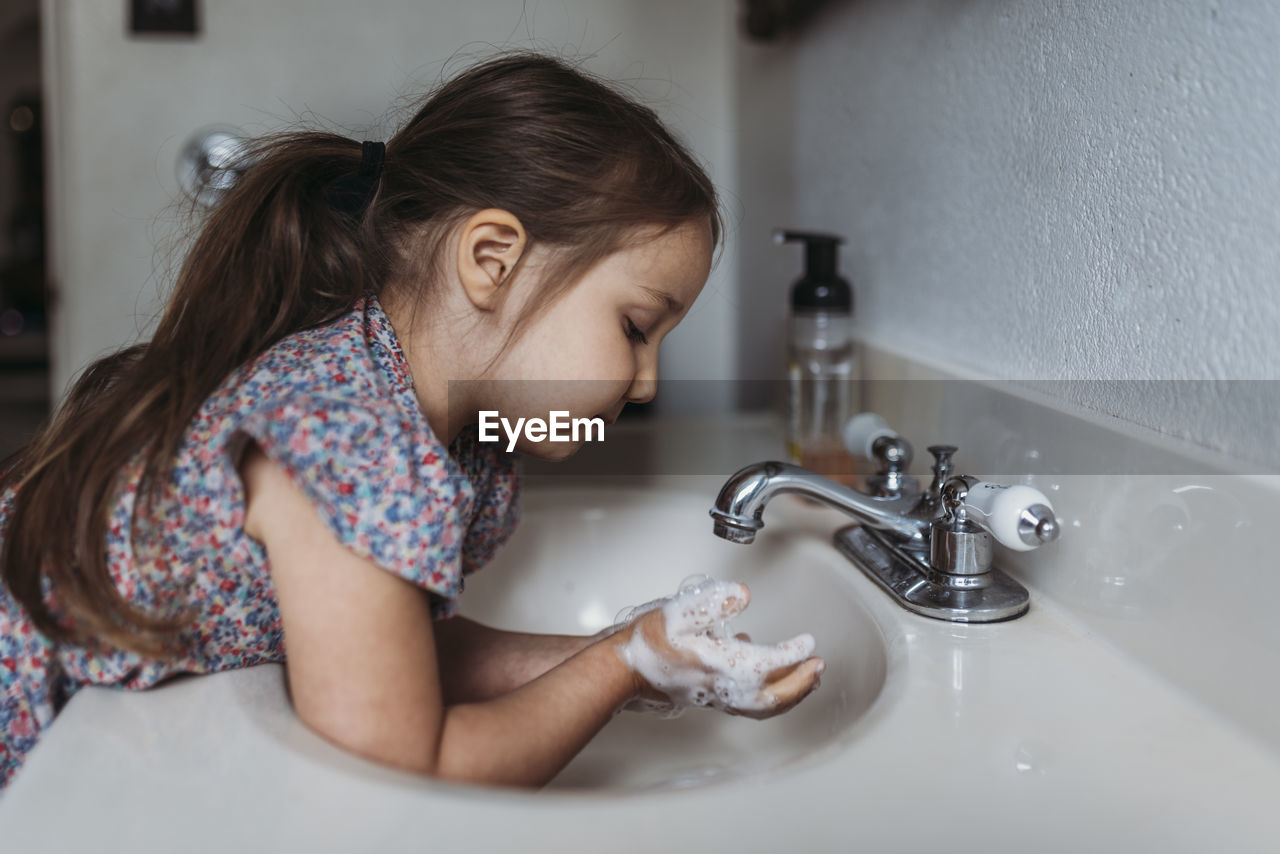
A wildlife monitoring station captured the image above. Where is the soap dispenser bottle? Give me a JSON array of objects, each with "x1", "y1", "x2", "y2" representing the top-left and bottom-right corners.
[{"x1": 777, "y1": 229, "x2": 857, "y2": 477}]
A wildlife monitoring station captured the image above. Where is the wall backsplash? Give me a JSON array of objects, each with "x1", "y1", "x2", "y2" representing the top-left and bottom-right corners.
[{"x1": 742, "y1": 0, "x2": 1280, "y2": 465}]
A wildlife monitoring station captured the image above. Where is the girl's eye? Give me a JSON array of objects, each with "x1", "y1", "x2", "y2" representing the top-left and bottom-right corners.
[{"x1": 625, "y1": 317, "x2": 649, "y2": 345}]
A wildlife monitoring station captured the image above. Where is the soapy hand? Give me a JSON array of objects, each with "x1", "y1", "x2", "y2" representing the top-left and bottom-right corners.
[{"x1": 611, "y1": 577, "x2": 825, "y2": 720}]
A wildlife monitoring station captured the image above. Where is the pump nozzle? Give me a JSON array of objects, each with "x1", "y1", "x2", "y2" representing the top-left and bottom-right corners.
[{"x1": 774, "y1": 229, "x2": 851, "y2": 311}]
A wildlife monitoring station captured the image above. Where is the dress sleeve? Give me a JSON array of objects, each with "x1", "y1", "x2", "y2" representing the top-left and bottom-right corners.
[
  {"x1": 234, "y1": 394, "x2": 470, "y2": 613},
  {"x1": 456, "y1": 434, "x2": 522, "y2": 576}
]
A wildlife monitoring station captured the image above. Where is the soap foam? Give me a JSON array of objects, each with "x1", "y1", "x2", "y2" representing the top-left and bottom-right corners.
[{"x1": 614, "y1": 575, "x2": 817, "y2": 717}]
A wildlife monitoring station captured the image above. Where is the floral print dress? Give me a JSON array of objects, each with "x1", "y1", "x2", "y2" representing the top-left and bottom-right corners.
[{"x1": 0, "y1": 296, "x2": 521, "y2": 790}]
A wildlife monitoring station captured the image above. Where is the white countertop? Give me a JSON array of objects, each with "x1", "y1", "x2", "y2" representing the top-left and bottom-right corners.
[
  {"x1": 3, "y1": 485, "x2": 1279, "y2": 853},
  {"x1": 7, "y1": 378, "x2": 1280, "y2": 854}
]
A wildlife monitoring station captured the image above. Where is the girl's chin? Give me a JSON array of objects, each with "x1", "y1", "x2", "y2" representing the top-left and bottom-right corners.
[{"x1": 518, "y1": 439, "x2": 586, "y2": 461}]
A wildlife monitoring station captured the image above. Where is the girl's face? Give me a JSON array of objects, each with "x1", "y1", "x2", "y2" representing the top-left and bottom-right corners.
[{"x1": 480, "y1": 220, "x2": 714, "y2": 459}]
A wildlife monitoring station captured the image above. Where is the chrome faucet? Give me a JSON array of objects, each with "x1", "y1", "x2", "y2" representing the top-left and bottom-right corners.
[{"x1": 709, "y1": 416, "x2": 1060, "y2": 622}]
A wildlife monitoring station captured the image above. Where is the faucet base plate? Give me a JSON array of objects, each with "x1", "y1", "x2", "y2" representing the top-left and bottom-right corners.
[{"x1": 834, "y1": 525, "x2": 1030, "y2": 622}]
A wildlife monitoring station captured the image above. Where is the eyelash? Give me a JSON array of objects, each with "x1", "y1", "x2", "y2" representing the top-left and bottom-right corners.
[{"x1": 625, "y1": 318, "x2": 649, "y2": 346}]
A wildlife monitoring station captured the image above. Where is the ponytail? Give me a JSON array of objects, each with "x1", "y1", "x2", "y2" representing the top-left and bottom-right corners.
[{"x1": 1, "y1": 132, "x2": 383, "y2": 655}]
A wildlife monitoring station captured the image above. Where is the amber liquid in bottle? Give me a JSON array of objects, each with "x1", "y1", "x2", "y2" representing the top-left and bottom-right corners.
[{"x1": 787, "y1": 311, "x2": 859, "y2": 487}]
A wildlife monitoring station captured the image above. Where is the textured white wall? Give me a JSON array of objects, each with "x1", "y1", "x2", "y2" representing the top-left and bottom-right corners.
[
  {"x1": 42, "y1": 0, "x2": 737, "y2": 408},
  {"x1": 768, "y1": 0, "x2": 1280, "y2": 462}
]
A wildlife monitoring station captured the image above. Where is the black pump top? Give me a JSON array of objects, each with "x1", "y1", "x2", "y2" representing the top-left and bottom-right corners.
[{"x1": 775, "y1": 229, "x2": 852, "y2": 311}]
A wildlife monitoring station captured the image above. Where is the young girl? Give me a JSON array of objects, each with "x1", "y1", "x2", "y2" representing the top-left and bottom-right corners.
[{"x1": 0, "y1": 53, "x2": 824, "y2": 791}]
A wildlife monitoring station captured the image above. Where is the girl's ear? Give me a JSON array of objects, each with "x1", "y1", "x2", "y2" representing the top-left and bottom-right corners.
[{"x1": 456, "y1": 209, "x2": 528, "y2": 311}]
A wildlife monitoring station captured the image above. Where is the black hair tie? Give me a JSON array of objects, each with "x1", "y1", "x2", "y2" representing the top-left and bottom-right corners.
[{"x1": 324, "y1": 140, "x2": 385, "y2": 217}]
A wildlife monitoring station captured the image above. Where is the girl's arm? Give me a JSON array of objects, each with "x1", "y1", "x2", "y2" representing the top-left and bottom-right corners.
[
  {"x1": 240, "y1": 443, "x2": 636, "y2": 787},
  {"x1": 431, "y1": 617, "x2": 591, "y2": 704}
]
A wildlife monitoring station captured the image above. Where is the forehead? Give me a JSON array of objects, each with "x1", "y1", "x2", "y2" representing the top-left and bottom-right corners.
[{"x1": 615, "y1": 221, "x2": 714, "y2": 288}]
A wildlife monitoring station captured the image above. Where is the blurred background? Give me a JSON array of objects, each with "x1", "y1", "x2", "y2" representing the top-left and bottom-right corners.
[
  {"x1": 0, "y1": 1, "x2": 45, "y2": 458},
  {"x1": 5, "y1": 1, "x2": 1280, "y2": 464}
]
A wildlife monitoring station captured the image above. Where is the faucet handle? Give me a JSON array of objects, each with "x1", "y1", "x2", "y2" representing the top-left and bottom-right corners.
[
  {"x1": 844, "y1": 413, "x2": 915, "y2": 497},
  {"x1": 962, "y1": 482, "x2": 1060, "y2": 552},
  {"x1": 844, "y1": 413, "x2": 908, "y2": 467}
]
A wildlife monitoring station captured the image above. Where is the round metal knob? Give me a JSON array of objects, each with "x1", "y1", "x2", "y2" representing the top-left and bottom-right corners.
[
  {"x1": 872, "y1": 435, "x2": 912, "y2": 473},
  {"x1": 177, "y1": 125, "x2": 254, "y2": 208},
  {"x1": 1017, "y1": 504, "x2": 1060, "y2": 546}
]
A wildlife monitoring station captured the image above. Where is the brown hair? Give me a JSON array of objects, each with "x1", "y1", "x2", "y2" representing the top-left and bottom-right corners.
[{"x1": 0, "y1": 52, "x2": 722, "y2": 657}]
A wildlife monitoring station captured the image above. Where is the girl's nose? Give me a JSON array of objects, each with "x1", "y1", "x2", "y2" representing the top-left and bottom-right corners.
[{"x1": 625, "y1": 358, "x2": 658, "y2": 405}]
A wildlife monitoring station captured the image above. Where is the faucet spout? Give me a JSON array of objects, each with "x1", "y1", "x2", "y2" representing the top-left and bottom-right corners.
[{"x1": 709, "y1": 461, "x2": 930, "y2": 547}]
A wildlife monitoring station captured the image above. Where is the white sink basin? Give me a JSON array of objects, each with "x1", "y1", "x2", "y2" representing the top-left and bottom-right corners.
[{"x1": 460, "y1": 480, "x2": 888, "y2": 791}]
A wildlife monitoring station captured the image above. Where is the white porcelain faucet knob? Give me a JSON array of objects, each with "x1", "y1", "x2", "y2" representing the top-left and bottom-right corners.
[{"x1": 963, "y1": 482, "x2": 1058, "y2": 551}]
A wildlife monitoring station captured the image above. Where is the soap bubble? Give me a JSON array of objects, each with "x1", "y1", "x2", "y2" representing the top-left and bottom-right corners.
[{"x1": 677, "y1": 574, "x2": 712, "y2": 594}]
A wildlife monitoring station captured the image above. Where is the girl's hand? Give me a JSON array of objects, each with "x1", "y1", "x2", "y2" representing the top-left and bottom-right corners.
[{"x1": 610, "y1": 579, "x2": 824, "y2": 719}]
